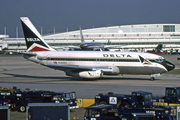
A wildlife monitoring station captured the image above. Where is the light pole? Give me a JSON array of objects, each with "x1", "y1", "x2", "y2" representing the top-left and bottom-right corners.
[
  {"x1": 4, "y1": 27, "x2": 6, "y2": 40},
  {"x1": 54, "y1": 26, "x2": 55, "y2": 34},
  {"x1": 41, "y1": 26, "x2": 43, "y2": 35},
  {"x1": 16, "y1": 27, "x2": 18, "y2": 38}
]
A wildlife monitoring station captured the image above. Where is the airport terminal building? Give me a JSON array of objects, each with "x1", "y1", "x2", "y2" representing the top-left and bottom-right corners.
[{"x1": 1, "y1": 24, "x2": 180, "y2": 52}]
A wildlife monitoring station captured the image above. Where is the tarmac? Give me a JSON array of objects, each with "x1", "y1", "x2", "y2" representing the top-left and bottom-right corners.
[{"x1": 0, "y1": 54, "x2": 180, "y2": 120}]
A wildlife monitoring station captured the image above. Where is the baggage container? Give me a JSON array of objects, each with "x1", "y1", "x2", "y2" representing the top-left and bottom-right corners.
[{"x1": 26, "y1": 103, "x2": 70, "y2": 120}]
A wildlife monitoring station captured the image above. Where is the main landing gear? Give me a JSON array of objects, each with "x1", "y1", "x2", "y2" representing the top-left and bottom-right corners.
[{"x1": 150, "y1": 77, "x2": 155, "y2": 81}]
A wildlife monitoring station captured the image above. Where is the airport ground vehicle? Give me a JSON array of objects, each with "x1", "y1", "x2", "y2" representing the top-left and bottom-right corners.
[
  {"x1": 161, "y1": 87, "x2": 180, "y2": 103},
  {"x1": 0, "y1": 106, "x2": 10, "y2": 120},
  {"x1": 27, "y1": 103, "x2": 70, "y2": 120},
  {"x1": 84, "y1": 105, "x2": 176, "y2": 120},
  {"x1": 0, "y1": 87, "x2": 77, "y2": 112},
  {"x1": 42, "y1": 91, "x2": 77, "y2": 109},
  {"x1": 0, "y1": 87, "x2": 18, "y2": 106},
  {"x1": 84, "y1": 105, "x2": 120, "y2": 120},
  {"x1": 119, "y1": 107, "x2": 176, "y2": 120},
  {"x1": 94, "y1": 91, "x2": 178, "y2": 119},
  {"x1": 95, "y1": 91, "x2": 153, "y2": 109},
  {"x1": 14, "y1": 91, "x2": 77, "y2": 112},
  {"x1": 12, "y1": 90, "x2": 52, "y2": 112}
]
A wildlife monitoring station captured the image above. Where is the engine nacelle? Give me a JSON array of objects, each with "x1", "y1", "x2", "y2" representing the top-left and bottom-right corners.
[{"x1": 65, "y1": 70, "x2": 102, "y2": 78}]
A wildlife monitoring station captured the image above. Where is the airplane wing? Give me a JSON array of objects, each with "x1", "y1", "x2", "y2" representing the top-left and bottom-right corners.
[
  {"x1": 105, "y1": 45, "x2": 124, "y2": 49},
  {"x1": 4, "y1": 50, "x2": 37, "y2": 56},
  {"x1": 20, "y1": 52, "x2": 37, "y2": 56},
  {"x1": 42, "y1": 63, "x2": 113, "y2": 72},
  {"x1": 64, "y1": 46, "x2": 82, "y2": 51}
]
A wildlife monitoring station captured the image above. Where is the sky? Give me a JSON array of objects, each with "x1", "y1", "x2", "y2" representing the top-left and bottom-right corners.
[{"x1": 1, "y1": 0, "x2": 180, "y2": 38}]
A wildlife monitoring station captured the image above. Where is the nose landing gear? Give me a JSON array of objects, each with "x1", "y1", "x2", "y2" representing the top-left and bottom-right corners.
[{"x1": 150, "y1": 73, "x2": 161, "y2": 81}]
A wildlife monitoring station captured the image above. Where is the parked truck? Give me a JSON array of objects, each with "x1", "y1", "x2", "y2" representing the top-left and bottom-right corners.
[
  {"x1": 94, "y1": 90, "x2": 178, "y2": 119},
  {"x1": 84, "y1": 105, "x2": 176, "y2": 120},
  {"x1": 42, "y1": 91, "x2": 78, "y2": 109},
  {"x1": 118, "y1": 106, "x2": 176, "y2": 120},
  {"x1": 161, "y1": 87, "x2": 180, "y2": 103},
  {"x1": 84, "y1": 104, "x2": 155, "y2": 120},
  {"x1": 95, "y1": 91, "x2": 153, "y2": 109},
  {"x1": 0, "y1": 87, "x2": 18, "y2": 107},
  {"x1": 84, "y1": 105, "x2": 120, "y2": 120},
  {"x1": 0, "y1": 87, "x2": 78, "y2": 112}
]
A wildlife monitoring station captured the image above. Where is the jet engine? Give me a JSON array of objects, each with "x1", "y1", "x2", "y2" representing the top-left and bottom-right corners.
[{"x1": 65, "y1": 70, "x2": 102, "y2": 78}]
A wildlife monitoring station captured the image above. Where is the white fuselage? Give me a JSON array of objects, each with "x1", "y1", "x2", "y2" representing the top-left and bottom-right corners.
[{"x1": 24, "y1": 51, "x2": 169, "y2": 75}]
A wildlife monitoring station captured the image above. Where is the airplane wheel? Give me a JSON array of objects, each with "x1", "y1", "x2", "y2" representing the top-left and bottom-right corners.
[{"x1": 150, "y1": 77, "x2": 155, "y2": 81}]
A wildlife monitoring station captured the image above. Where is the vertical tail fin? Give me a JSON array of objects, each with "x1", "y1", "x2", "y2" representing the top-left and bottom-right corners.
[
  {"x1": 20, "y1": 17, "x2": 55, "y2": 52},
  {"x1": 79, "y1": 27, "x2": 85, "y2": 44}
]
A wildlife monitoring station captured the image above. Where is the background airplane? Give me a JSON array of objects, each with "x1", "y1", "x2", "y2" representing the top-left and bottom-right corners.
[
  {"x1": 65, "y1": 27, "x2": 109, "y2": 51},
  {"x1": 79, "y1": 27, "x2": 108, "y2": 51}
]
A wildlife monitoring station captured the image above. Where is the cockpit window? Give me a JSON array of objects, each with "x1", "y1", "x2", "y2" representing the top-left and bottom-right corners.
[
  {"x1": 148, "y1": 57, "x2": 165, "y2": 63},
  {"x1": 155, "y1": 58, "x2": 165, "y2": 62}
]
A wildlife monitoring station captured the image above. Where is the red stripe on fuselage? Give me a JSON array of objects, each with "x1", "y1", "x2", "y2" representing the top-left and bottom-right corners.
[
  {"x1": 28, "y1": 46, "x2": 50, "y2": 52},
  {"x1": 143, "y1": 62, "x2": 151, "y2": 65}
]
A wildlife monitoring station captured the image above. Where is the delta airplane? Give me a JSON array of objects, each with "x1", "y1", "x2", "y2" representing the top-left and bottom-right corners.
[{"x1": 20, "y1": 17, "x2": 175, "y2": 80}]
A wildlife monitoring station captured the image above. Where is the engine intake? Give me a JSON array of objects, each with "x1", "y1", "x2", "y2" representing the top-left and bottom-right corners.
[{"x1": 65, "y1": 70, "x2": 102, "y2": 78}]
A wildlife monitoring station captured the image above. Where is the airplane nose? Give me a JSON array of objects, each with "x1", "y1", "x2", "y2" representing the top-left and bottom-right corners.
[{"x1": 162, "y1": 61, "x2": 175, "y2": 71}]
